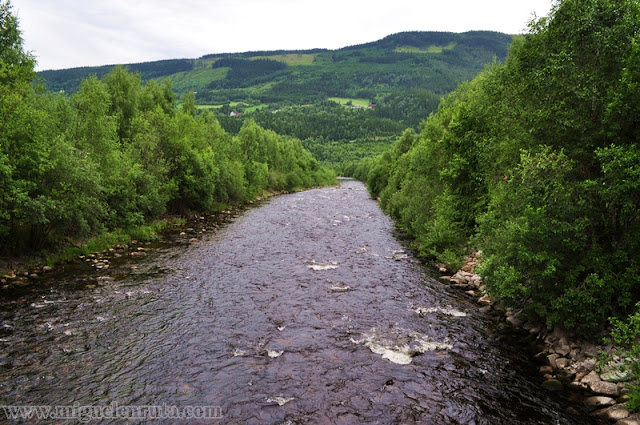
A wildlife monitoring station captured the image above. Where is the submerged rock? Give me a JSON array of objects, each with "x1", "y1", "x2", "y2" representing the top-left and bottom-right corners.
[{"x1": 541, "y1": 379, "x2": 564, "y2": 391}]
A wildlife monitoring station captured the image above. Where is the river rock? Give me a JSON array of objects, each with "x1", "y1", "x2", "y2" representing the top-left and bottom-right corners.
[
  {"x1": 584, "y1": 396, "x2": 616, "y2": 407},
  {"x1": 539, "y1": 365, "x2": 553, "y2": 374},
  {"x1": 593, "y1": 404, "x2": 630, "y2": 421},
  {"x1": 575, "y1": 358, "x2": 598, "y2": 374},
  {"x1": 601, "y1": 362, "x2": 633, "y2": 382},
  {"x1": 42, "y1": 265, "x2": 53, "y2": 273},
  {"x1": 591, "y1": 380, "x2": 620, "y2": 397},
  {"x1": 477, "y1": 295, "x2": 493, "y2": 306},
  {"x1": 555, "y1": 357, "x2": 569, "y2": 369},
  {"x1": 616, "y1": 414, "x2": 640, "y2": 425},
  {"x1": 541, "y1": 379, "x2": 564, "y2": 391},
  {"x1": 603, "y1": 369, "x2": 632, "y2": 383},
  {"x1": 582, "y1": 370, "x2": 602, "y2": 387},
  {"x1": 506, "y1": 312, "x2": 526, "y2": 328},
  {"x1": 547, "y1": 353, "x2": 560, "y2": 369},
  {"x1": 553, "y1": 338, "x2": 571, "y2": 356}
]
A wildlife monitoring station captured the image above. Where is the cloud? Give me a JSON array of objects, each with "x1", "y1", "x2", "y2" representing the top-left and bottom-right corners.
[{"x1": 14, "y1": 0, "x2": 553, "y2": 70}]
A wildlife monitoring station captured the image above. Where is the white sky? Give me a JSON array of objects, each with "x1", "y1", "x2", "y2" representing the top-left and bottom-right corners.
[{"x1": 13, "y1": 0, "x2": 555, "y2": 71}]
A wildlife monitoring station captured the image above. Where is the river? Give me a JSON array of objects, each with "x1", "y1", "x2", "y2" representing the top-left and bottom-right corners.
[{"x1": 0, "y1": 179, "x2": 595, "y2": 424}]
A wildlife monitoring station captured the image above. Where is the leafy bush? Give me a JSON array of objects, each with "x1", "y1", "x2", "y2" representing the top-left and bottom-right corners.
[{"x1": 609, "y1": 304, "x2": 640, "y2": 412}]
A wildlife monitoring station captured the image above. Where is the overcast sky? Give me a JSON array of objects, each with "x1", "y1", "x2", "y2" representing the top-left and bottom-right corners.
[{"x1": 14, "y1": 0, "x2": 554, "y2": 71}]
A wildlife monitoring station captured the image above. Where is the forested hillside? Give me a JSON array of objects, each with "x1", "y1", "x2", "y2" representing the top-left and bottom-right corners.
[
  {"x1": 39, "y1": 31, "x2": 512, "y2": 106},
  {"x1": 350, "y1": 0, "x2": 640, "y2": 407},
  {"x1": 37, "y1": 31, "x2": 513, "y2": 167},
  {"x1": 0, "y1": 2, "x2": 335, "y2": 257}
]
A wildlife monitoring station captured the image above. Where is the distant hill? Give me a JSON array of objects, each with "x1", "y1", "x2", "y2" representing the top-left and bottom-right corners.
[{"x1": 38, "y1": 31, "x2": 513, "y2": 107}]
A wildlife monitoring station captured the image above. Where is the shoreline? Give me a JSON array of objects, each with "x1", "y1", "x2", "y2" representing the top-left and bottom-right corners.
[{"x1": 438, "y1": 251, "x2": 639, "y2": 425}]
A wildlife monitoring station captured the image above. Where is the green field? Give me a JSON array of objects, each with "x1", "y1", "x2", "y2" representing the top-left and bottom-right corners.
[
  {"x1": 328, "y1": 97, "x2": 371, "y2": 108},
  {"x1": 250, "y1": 53, "x2": 318, "y2": 66},
  {"x1": 167, "y1": 67, "x2": 228, "y2": 92},
  {"x1": 196, "y1": 102, "x2": 268, "y2": 113},
  {"x1": 395, "y1": 42, "x2": 456, "y2": 54}
]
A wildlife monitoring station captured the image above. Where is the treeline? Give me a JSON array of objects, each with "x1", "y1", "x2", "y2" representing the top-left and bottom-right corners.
[
  {"x1": 349, "y1": 0, "x2": 640, "y2": 336},
  {"x1": 209, "y1": 58, "x2": 288, "y2": 89},
  {"x1": 0, "y1": 2, "x2": 335, "y2": 255},
  {"x1": 217, "y1": 102, "x2": 406, "y2": 141},
  {"x1": 38, "y1": 59, "x2": 194, "y2": 93}
]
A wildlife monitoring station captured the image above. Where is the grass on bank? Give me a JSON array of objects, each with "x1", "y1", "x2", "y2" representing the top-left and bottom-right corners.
[{"x1": 44, "y1": 218, "x2": 182, "y2": 267}]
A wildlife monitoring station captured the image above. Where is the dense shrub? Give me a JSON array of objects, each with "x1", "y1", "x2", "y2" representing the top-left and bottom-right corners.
[
  {"x1": 351, "y1": 0, "x2": 640, "y2": 333},
  {"x1": 0, "y1": 3, "x2": 335, "y2": 254}
]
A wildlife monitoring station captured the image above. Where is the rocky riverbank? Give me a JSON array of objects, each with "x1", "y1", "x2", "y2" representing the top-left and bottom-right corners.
[
  {"x1": 0, "y1": 208, "x2": 246, "y2": 291},
  {"x1": 438, "y1": 252, "x2": 640, "y2": 425}
]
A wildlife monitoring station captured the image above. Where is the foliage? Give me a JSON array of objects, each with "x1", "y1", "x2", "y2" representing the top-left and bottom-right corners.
[
  {"x1": 0, "y1": 4, "x2": 335, "y2": 256},
  {"x1": 609, "y1": 304, "x2": 640, "y2": 412},
  {"x1": 347, "y1": 0, "x2": 640, "y2": 333},
  {"x1": 217, "y1": 102, "x2": 405, "y2": 143}
]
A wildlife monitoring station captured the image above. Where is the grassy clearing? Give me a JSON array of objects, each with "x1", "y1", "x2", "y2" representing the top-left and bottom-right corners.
[
  {"x1": 249, "y1": 53, "x2": 318, "y2": 66},
  {"x1": 244, "y1": 104, "x2": 269, "y2": 113},
  {"x1": 328, "y1": 97, "x2": 371, "y2": 108},
  {"x1": 167, "y1": 67, "x2": 229, "y2": 92},
  {"x1": 196, "y1": 104, "x2": 223, "y2": 110},
  {"x1": 395, "y1": 42, "x2": 456, "y2": 54},
  {"x1": 196, "y1": 102, "x2": 268, "y2": 113}
]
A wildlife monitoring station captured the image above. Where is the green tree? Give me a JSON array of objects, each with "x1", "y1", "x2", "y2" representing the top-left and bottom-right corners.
[{"x1": 103, "y1": 65, "x2": 141, "y2": 141}]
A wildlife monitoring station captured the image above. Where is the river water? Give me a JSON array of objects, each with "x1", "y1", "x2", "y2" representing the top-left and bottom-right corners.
[{"x1": 0, "y1": 180, "x2": 595, "y2": 424}]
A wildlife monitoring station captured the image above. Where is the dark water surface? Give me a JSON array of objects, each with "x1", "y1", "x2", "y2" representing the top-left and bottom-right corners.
[{"x1": 0, "y1": 180, "x2": 595, "y2": 424}]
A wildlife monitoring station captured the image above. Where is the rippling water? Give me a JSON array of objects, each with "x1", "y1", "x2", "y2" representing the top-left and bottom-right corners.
[{"x1": 0, "y1": 180, "x2": 595, "y2": 424}]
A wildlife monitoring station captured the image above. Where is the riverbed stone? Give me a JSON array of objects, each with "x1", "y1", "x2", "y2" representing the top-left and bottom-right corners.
[
  {"x1": 601, "y1": 363, "x2": 633, "y2": 382},
  {"x1": 539, "y1": 365, "x2": 553, "y2": 374},
  {"x1": 582, "y1": 370, "x2": 602, "y2": 387},
  {"x1": 593, "y1": 404, "x2": 630, "y2": 421},
  {"x1": 591, "y1": 380, "x2": 620, "y2": 397},
  {"x1": 616, "y1": 414, "x2": 640, "y2": 425},
  {"x1": 506, "y1": 312, "x2": 526, "y2": 328},
  {"x1": 575, "y1": 358, "x2": 598, "y2": 373},
  {"x1": 584, "y1": 396, "x2": 616, "y2": 407},
  {"x1": 477, "y1": 295, "x2": 492, "y2": 306},
  {"x1": 553, "y1": 338, "x2": 571, "y2": 356},
  {"x1": 555, "y1": 357, "x2": 570, "y2": 369},
  {"x1": 547, "y1": 353, "x2": 560, "y2": 369},
  {"x1": 541, "y1": 379, "x2": 564, "y2": 391}
]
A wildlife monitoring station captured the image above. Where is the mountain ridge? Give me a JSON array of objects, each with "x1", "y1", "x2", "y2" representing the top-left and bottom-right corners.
[{"x1": 38, "y1": 30, "x2": 513, "y2": 106}]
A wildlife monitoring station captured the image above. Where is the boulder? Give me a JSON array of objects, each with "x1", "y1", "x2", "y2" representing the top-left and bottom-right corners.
[
  {"x1": 615, "y1": 413, "x2": 640, "y2": 425},
  {"x1": 584, "y1": 396, "x2": 616, "y2": 407},
  {"x1": 593, "y1": 404, "x2": 630, "y2": 421},
  {"x1": 581, "y1": 370, "x2": 602, "y2": 387},
  {"x1": 590, "y1": 380, "x2": 620, "y2": 396},
  {"x1": 541, "y1": 379, "x2": 564, "y2": 391},
  {"x1": 555, "y1": 357, "x2": 570, "y2": 369},
  {"x1": 553, "y1": 338, "x2": 571, "y2": 356},
  {"x1": 547, "y1": 353, "x2": 560, "y2": 369}
]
